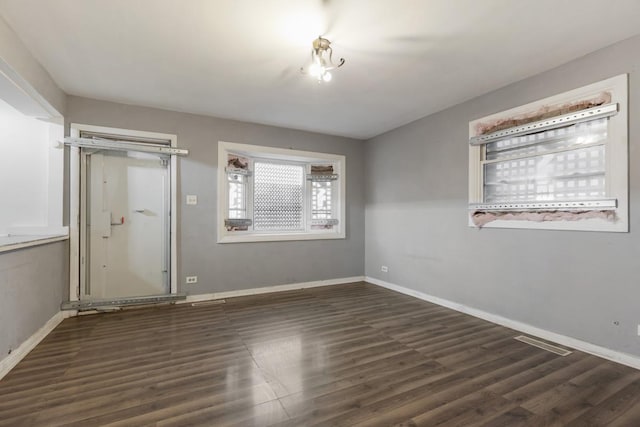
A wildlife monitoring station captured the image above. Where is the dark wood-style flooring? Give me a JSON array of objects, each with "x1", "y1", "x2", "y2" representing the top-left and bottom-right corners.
[{"x1": 2, "y1": 282, "x2": 640, "y2": 426}]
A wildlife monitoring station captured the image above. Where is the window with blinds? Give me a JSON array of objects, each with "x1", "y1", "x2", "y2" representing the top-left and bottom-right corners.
[
  {"x1": 468, "y1": 74, "x2": 628, "y2": 232},
  {"x1": 217, "y1": 141, "x2": 345, "y2": 243}
]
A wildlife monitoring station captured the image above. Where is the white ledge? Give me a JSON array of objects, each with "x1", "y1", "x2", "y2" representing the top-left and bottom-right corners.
[{"x1": 0, "y1": 234, "x2": 69, "y2": 254}]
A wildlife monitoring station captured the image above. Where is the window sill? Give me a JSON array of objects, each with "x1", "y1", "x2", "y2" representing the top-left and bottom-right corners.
[
  {"x1": 0, "y1": 233, "x2": 69, "y2": 254},
  {"x1": 218, "y1": 231, "x2": 345, "y2": 244}
]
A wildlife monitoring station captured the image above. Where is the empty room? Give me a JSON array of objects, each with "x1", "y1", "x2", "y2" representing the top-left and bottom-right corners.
[{"x1": 2, "y1": 0, "x2": 640, "y2": 425}]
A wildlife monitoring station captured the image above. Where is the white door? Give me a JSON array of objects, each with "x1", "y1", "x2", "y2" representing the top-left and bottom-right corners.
[{"x1": 83, "y1": 149, "x2": 169, "y2": 300}]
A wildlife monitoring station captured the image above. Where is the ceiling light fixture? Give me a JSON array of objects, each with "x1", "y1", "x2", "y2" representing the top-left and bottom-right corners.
[{"x1": 301, "y1": 36, "x2": 345, "y2": 83}]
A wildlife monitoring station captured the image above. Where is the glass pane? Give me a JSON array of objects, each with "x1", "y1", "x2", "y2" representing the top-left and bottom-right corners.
[
  {"x1": 484, "y1": 145, "x2": 605, "y2": 203},
  {"x1": 228, "y1": 173, "x2": 247, "y2": 219},
  {"x1": 311, "y1": 181, "x2": 333, "y2": 219},
  {"x1": 254, "y1": 162, "x2": 304, "y2": 231},
  {"x1": 485, "y1": 117, "x2": 607, "y2": 161}
]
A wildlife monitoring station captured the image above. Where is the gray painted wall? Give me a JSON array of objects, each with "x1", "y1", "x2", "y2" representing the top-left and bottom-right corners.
[
  {"x1": 65, "y1": 96, "x2": 365, "y2": 296},
  {"x1": 0, "y1": 17, "x2": 69, "y2": 362},
  {"x1": 4, "y1": 13, "x2": 637, "y2": 367},
  {"x1": 0, "y1": 241, "x2": 68, "y2": 357},
  {"x1": 365, "y1": 34, "x2": 640, "y2": 357},
  {"x1": 0, "y1": 16, "x2": 65, "y2": 115}
]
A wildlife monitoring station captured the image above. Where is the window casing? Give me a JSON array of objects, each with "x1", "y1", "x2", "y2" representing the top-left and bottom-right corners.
[
  {"x1": 468, "y1": 74, "x2": 628, "y2": 232},
  {"x1": 218, "y1": 141, "x2": 345, "y2": 243}
]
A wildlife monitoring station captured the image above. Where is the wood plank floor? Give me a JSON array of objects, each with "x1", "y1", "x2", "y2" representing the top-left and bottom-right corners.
[{"x1": 2, "y1": 282, "x2": 640, "y2": 426}]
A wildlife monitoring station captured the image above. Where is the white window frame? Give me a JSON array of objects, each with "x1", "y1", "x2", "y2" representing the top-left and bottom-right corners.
[
  {"x1": 468, "y1": 74, "x2": 628, "y2": 232},
  {"x1": 218, "y1": 141, "x2": 346, "y2": 243}
]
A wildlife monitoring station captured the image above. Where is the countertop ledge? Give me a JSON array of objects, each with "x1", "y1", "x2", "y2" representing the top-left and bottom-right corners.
[{"x1": 0, "y1": 234, "x2": 69, "y2": 253}]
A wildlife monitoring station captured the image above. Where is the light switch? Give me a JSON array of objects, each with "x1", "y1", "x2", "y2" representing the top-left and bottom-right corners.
[{"x1": 186, "y1": 195, "x2": 198, "y2": 205}]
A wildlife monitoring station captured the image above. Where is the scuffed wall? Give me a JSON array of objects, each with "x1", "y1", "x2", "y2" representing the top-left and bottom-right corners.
[
  {"x1": 65, "y1": 96, "x2": 366, "y2": 295},
  {"x1": 365, "y1": 34, "x2": 640, "y2": 357}
]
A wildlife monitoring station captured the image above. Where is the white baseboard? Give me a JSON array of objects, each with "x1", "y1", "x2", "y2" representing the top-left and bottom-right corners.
[
  {"x1": 0, "y1": 310, "x2": 68, "y2": 381},
  {"x1": 366, "y1": 276, "x2": 640, "y2": 371},
  {"x1": 180, "y1": 276, "x2": 365, "y2": 304}
]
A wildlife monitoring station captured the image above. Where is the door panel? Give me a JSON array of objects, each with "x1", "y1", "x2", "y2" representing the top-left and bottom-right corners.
[{"x1": 85, "y1": 150, "x2": 169, "y2": 300}]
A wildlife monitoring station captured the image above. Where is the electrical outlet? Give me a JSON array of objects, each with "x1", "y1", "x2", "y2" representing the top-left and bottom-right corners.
[
  {"x1": 186, "y1": 276, "x2": 198, "y2": 284},
  {"x1": 186, "y1": 195, "x2": 198, "y2": 205},
  {"x1": 381, "y1": 265, "x2": 388, "y2": 273}
]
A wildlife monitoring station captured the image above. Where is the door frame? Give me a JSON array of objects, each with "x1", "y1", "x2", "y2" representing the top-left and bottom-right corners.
[{"x1": 69, "y1": 123, "x2": 179, "y2": 301}]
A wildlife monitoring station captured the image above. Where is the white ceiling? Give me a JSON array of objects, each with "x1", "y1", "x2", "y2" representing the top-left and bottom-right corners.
[{"x1": 1, "y1": 0, "x2": 640, "y2": 139}]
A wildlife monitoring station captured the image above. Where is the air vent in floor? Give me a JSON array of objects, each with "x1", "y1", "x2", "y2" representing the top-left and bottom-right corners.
[
  {"x1": 191, "y1": 299, "x2": 226, "y2": 307},
  {"x1": 514, "y1": 335, "x2": 572, "y2": 356}
]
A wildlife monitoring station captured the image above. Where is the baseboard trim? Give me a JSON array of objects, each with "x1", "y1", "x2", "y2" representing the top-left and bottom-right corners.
[
  {"x1": 365, "y1": 276, "x2": 640, "y2": 371},
  {"x1": 0, "y1": 311, "x2": 67, "y2": 381},
  {"x1": 180, "y1": 276, "x2": 366, "y2": 304}
]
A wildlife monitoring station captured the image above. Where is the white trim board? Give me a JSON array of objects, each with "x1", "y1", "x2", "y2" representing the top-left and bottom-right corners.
[
  {"x1": 0, "y1": 234, "x2": 68, "y2": 254},
  {"x1": 0, "y1": 310, "x2": 73, "y2": 381},
  {"x1": 179, "y1": 276, "x2": 365, "y2": 304},
  {"x1": 366, "y1": 276, "x2": 640, "y2": 371}
]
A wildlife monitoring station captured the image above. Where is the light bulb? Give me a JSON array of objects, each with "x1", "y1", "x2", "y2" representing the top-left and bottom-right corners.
[
  {"x1": 309, "y1": 63, "x2": 321, "y2": 77},
  {"x1": 322, "y1": 71, "x2": 332, "y2": 82}
]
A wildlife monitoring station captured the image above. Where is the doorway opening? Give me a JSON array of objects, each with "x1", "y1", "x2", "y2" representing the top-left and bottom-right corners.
[{"x1": 67, "y1": 124, "x2": 183, "y2": 308}]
